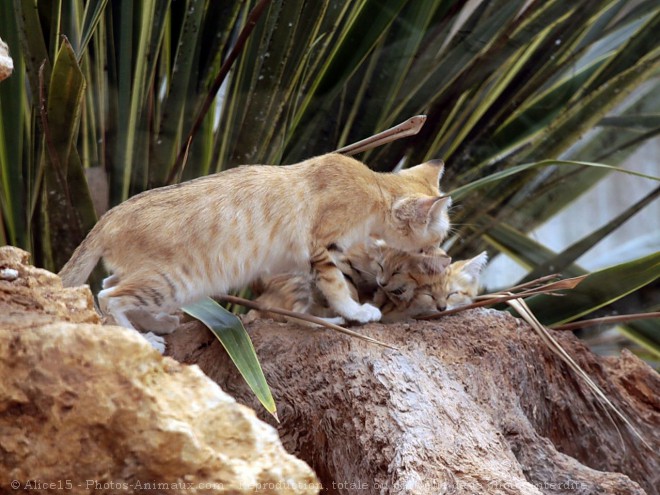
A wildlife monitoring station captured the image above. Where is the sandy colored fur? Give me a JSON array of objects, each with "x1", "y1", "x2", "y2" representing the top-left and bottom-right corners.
[
  {"x1": 59, "y1": 153, "x2": 450, "y2": 333},
  {"x1": 250, "y1": 247, "x2": 487, "y2": 323},
  {"x1": 443, "y1": 251, "x2": 488, "y2": 310}
]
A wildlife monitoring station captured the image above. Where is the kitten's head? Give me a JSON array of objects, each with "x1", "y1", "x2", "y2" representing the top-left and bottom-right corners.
[
  {"x1": 385, "y1": 159, "x2": 452, "y2": 251},
  {"x1": 376, "y1": 246, "x2": 451, "y2": 317},
  {"x1": 444, "y1": 251, "x2": 488, "y2": 309}
]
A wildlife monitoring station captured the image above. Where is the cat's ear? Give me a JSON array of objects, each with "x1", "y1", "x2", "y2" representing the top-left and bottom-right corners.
[
  {"x1": 463, "y1": 251, "x2": 488, "y2": 278},
  {"x1": 399, "y1": 159, "x2": 445, "y2": 186},
  {"x1": 417, "y1": 252, "x2": 451, "y2": 275},
  {"x1": 394, "y1": 196, "x2": 450, "y2": 224}
]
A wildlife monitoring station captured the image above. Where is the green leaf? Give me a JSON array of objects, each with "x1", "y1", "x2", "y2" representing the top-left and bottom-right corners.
[
  {"x1": 522, "y1": 252, "x2": 660, "y2": 326},
  {"x1": 579, "y1": 9, "x2": 660, "y2": 97},
  {"x1": 285, "y1": 0, "x2": 409, "y2": 150},
  {"x1": 13, "y1": 0, "x2": 51, "y2": 102},
  {"x1": 113, "y1": 0, "x2": 163, "y2": 202},
  {"x1": 518, "y1": 46, "x2": 660, "y2": 162},
  {"x1": 42, "y1": 37, "x2": 96, "y2": 270},
  {"x1": 598, "y1": 114, "x2": 660, "y2": 129},
  {"x1": 150, "y1": 0, "x2": 201, "y2": 186},
  {"x1": 77, "y1": 0, "x2": 108, "y2": 59},
  {"x1": 617, "y1": 319, "x2": 660, "y2": 359},
  {"x1": 447, "y1": 159, "x2": 660, "y2": 201},
  {"x1": 183, "y1": 297, "x2": 277, "y2": 419},
  {"x1": 0, "y1": 1, "x2": 27, "y2": 247},
  {"x1": 502, "y1": 81, "x2": 660, "y2": 228},
  {"x1": 482, "y1": 220, "x2": 568, "y2": 272}
]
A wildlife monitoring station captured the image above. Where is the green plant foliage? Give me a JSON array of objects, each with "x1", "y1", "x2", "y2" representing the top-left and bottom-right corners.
[
  {"x1": 524, "y1": 252, "x2": 660, "y2": 349},
  {"x1": 183, "y1": 298, "x2": 277, "y2": 418},
  {"x1": 1, "y1": 0, "x2": 658, "y2": 367},
  {"x1": 42, "y1": 37, "x2": 97, "y2": 269}
]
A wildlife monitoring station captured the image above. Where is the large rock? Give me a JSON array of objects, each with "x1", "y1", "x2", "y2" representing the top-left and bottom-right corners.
[{"x1": 0, "y1": 246, "x2": 319, "y2": 494}]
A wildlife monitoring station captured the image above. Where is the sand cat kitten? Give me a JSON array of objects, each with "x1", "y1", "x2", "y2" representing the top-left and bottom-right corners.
[
  {"x1": 248, "y1": 241, "x2": 451, "y2": 323},
  {"x1": 442, "y1": 251, "x2": 488, "y2": 309},
  {"x1": 372, "y1": 246, "x2": 451, "y2": 322},
  {"x1": 59, "y1": 153, "x2": 451, "y2": 344},
  {"x1": 249, "y1": 249, "x2": 487, "y2": 323}
]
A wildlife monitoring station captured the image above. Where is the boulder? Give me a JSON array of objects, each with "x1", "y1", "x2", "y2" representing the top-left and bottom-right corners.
[{"x1": 0, "y1": 246, "x2": 319, "y2": 494}]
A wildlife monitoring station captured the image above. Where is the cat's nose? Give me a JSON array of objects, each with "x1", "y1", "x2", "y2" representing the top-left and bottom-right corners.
[{"x1": 436, "y1": 303, "x2": 446, "y2": 312}]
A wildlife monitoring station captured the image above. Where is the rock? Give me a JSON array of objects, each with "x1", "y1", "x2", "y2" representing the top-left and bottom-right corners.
[
  {"x1": 0, "y1": 246, "x2": 320, "y2": 494},
  {"x1": 167, "y1": 310, "x2": 659, "y2": 495},
  {"x1": 0, "y1": 246, "x2": 100, "y2": 329},
  {"x1": 0, "y1": 324, "x2": 319, "y2": 494}
]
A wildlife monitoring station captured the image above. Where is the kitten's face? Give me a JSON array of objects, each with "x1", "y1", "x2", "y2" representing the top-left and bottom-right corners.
[
  {"x1": 376, "y1": 247, "x2": 451, "y2": 316},
  {"x1": 443, "y1": 251, "x2": 488, "y2": 310}
]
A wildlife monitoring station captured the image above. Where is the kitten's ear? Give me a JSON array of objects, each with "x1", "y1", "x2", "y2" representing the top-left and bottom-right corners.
[
  {"x1": 463, "y1": 251, "x2": 488, "y2": 278},
  {"x1": 399, "y1": 159, "x2": 445, "y2": 186},
  {"x1": 417, "y1": 252, "x2": 451, "y2": 275}
]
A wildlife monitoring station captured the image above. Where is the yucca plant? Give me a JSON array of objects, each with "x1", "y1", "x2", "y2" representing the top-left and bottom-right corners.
[{"x1": 1, "y1": 0, "x2": 659, "y2": 384}]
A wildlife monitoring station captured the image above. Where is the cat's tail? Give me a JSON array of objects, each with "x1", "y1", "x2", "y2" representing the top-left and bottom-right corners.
[{"x1": 58, "y1": 229, "x2": 103, "y2": 287}]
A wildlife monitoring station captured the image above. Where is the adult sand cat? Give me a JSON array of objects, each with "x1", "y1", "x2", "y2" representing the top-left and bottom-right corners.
[{"x1": 59, "y1": 153, "x2": 451, "y2": 340}]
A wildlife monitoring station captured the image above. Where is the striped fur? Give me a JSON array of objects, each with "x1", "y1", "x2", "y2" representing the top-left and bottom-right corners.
[
  {"x1": 249, "y1": 247, "x2": 488, "y2": 323},
  {"x1": 59, "y1": 154, "x2": 451, "y2": 343}
]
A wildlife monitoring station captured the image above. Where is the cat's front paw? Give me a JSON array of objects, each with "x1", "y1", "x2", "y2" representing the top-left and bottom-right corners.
[
  {"x1": 143, "y1": 332, "x2": 166, "y2": 354},
  {"x1": 345, "y1": 303, "x2": 382, "y2": 323},
  {"x1": 321, "y1": 316, "x2": 347, "y2": 326}
]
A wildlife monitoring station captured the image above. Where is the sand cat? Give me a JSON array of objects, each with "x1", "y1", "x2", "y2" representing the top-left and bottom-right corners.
[
  {"x1": 373, "y1": 251, "x2": 488, "y2": 323},
  {"x1": 249, "y1": 249, "x2": 487, "y2": 323},
  {"x1": 248, "y1": 241, "x2": 451, "y2": 323},
  {"x1": 442, "y1": 251, "x2": 488, "y2": 309},
  {"x1": 374, "y1": 250, "x2": 488, "y2": 319},
  {"x1": 59, "y1": 154, "x2": 451, "y2": 347},
  {"x1": 371, "y1": 245, "x2": 451, "y2": 322}
]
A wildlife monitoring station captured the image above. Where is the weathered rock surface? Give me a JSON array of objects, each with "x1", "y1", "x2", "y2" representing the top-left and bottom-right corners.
[
  {"x1": 0, "y1": 246, "x2": 100, "y2": 329},
  {"x1": 167, "y1": 311, "x2": 659, "y2": 495},
  {"x1": 0, "y1": 246, "x2": 320, "y2": 494}
]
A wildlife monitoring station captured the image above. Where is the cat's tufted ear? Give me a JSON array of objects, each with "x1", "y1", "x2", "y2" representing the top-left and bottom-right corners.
[
  {"x1": 394, "y1": 196, "x2": 451, "y2": 224},
  {"x1": 463, "y1": 251, "x2": 488, "y2": 278},
  {"x1": 398, "y1": 159, "x2": 445, "y2": 186},
  {"x1": 394, "y1": 195, "x2": 449, "y2": 224}
]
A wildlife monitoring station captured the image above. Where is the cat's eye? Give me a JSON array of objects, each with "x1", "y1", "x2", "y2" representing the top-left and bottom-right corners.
[{"x1": 390, "y1": 287, "x2": 406, "y2": 296}]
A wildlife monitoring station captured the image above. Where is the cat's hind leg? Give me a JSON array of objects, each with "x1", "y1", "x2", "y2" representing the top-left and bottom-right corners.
[
  {"x1": 126, "y1": 309, "x2": 180, "y2": 335},
  {"x1": 102, "y1": 274, "x2": 119, "y2": 289},
  {"x1": 97, "y1": 280, "x2": 175, "y2": 352},
  {"x1": 311, "y1": 247, "x2": 381, "y2": 323}
]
